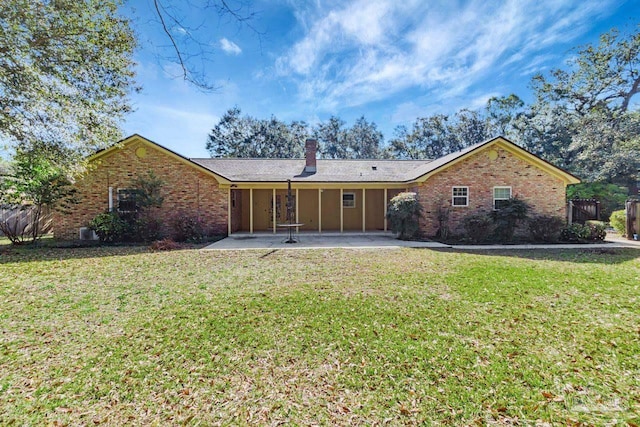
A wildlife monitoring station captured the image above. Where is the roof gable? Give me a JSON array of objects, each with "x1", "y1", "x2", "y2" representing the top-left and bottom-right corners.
[
  {"x1": 90, "y1": 134, "x2": 231, "y2": 184},
  {"x1": 411, "y1": 136, "x2": 580, "y2": 185}
]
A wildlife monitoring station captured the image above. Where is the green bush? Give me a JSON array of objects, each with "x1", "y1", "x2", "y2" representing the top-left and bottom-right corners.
[
  {"x1": 587, "y1": 222, "x2": 607, "y2": 241},
  {"x1": 462, "y1": 212, "x2": 494, "y2": 243},
  {"x1": 560, "y1": 224, "x2": 590, "y2": 242},
  {"x1": 89, "y1": 211, "x2": 131, "y2": 243},
  {"x1": 490, "y1": 197, "x2": 530, "y2": 242},
  {"x1": 528, "y1": 215, "x2": 565, "y2": 242},
  {"x1": 610, "y1": 210, "x2": 626, "y2": 236},
  {"x1": 560, "y1": 223, "x2": 606, "y2": 243},
  {"x1": 133, "y1": 214, "x2": 163, "y2": 242},
  {"x1": 386, "y1": 192, "x2": 423, "y2": 240},
  {"x1": 168, "y1": 211, "x2": 207, "y2": 242},
  {"x1": 89, "y1": 171, "x2": 166, "y2": 244}
]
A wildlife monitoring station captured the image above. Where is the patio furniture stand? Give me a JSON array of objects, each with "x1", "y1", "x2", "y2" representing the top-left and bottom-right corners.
[{"x1": 277, "y1": 223, "x2": 304, "y2": 243}]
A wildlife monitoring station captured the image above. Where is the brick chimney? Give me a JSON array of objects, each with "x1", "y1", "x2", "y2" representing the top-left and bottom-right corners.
[{"x1": 304, "y1": 138, "x2": 317, "y2": 173}]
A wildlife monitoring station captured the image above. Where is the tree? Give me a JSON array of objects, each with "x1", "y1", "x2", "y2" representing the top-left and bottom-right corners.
[
  {"x1": 523, "y1": 27, "x2": 640, "y2": 191},
  {"x1": 344, "y1": 116, "x2": 385, "y2": 159},
  {"x1": 206, "y1": 107, "x2": 309, "y2": 158},
  {"x1": 253, "y1": 117, "x2": 308, "y2": 158},
  {"x1": 485, "y1": 94, "x2": 525, "y2": 138},
  {"x1": 0, "y1": 149, "x2": 77, "y2": 244},
  {"x1": 531, "y1": 27, "x2": 640, "y2": 117},
  {"x1": 387, "y1": 110, "x2": 486, "y2": 159},
  {"x1": 206, "y1": 107, "x2": 255, "y2": 157},
  {"x1": 568, "y1": 110, "x2": 640, "y2": 189},
  {"x1": 387, "y1": 114, "x2": 451, "y2": 159},
  {"x1": 449, "y1": 109, "x2": 489, "y2": 147},
  {"x1": 312, "y1": 115, "x2": 385, "y2": 159},
  {"x1": 513, "y1": 103, "x2": 575, "y2": 170},
  {"x1": 0, "y1": 0, "x2": 137, "y2": 160},
  {"x1": 313, "y1": 116, "x2": 349, "y2": 159}
]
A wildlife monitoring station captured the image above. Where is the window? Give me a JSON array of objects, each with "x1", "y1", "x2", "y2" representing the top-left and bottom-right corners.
[
  {"x1": 493, "y1": 187, "x2": 512, "y2": 210},
  {"x1": 452, "y1": 186, "x2": 469, "y2": 207},
  {"x1": 117, "y1": 188, "x2": 140, "y2": 213},
  {"x1": 342, "y1": 192, "x2": 356, "y2": 208}
]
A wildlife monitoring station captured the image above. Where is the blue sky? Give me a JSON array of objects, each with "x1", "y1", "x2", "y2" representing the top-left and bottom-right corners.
[{"x1": 122, "y1": 0, "x2": 639, "y2": 158}]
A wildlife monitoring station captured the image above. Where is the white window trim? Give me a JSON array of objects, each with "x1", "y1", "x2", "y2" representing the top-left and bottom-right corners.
[
  {"x1": 493, "y1": 186, "x2": 512, "y2": 210},
  {"x1": 452, "y1": 186, "x2": 469, "y2": 207},
  {"x1": 342, "y1": 191, "x2": 356, "y2": 208}
]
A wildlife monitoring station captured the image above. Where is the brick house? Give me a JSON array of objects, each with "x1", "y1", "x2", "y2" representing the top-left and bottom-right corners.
[{"x1": 53, "y1": 134, "x2": 579, "y2": 240}]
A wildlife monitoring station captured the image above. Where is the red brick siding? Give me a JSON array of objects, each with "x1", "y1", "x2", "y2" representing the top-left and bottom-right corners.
[
  {"x1": 415, "y1": 146, "x2": 567, "y2": 236},
  {"x1": 53, "y1": 142, "x2": 228, "y2": 240}
]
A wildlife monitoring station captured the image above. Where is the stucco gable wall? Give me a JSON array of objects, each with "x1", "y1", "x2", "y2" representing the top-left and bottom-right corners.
[
  {"x1": 53, "y1": 140, "x2": 227, "y2": 240},
  {"x1": 416, "y1": 145, "x2": 567, "y2": 236}
]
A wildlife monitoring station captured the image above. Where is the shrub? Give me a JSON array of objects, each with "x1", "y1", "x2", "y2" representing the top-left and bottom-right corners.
[
  {"x1": 462, "y1": 212, "x2": 494, "y2": 243},
  {"x1": 168, "y1": 210, "x2": 207, "y2": 242},
  {"x1": 490, "y1": 197, "x2": 530, "y2": 242},
  {"x1": 528, "y1": 215, "x2": 565, "y2": 242},
  {"x1": 386, "y1": 192, "x2": 423, "y2": 240},
  {"x1": 133, "y1": 214, "x2": 163, "y2": 242},
  {"x1": 89, "y1": 211, "x2": 131, "y2": 243},
  {"x1": 560, "y1": 224, "x2": 591, "y2": 242},
  {"x1": 610, "y1": 210, "x2": 626, "y2": 236},
  {"x1": 88, "y1": 171, "x2": 166, "y2": 244},
  {"x1": 560, "y1": 222, "x2": 606, "y2": 243},
  {"x1": 586, "y1": 222, "x2": 606, "y2": 241}
]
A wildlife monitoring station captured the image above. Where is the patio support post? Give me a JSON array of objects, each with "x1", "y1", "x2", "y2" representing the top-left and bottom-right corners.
[
  {"x1": 340, "y1": 188, "x2": 344, "y2": 233},
  {"x1": 272, "y1": 188, "x2": 277, "y2": 234},
  {"x1": 383, "y1": 188, "x2": 388, "y2": 232},
  {"x1": 249, "y1": 188, "x2": 254, "y2": 234},
  {"x1": 295, "y1": 188, "x2": 299, "y2": 225},
  {"x1": 362, "y1": 189, "x2": 366, "y2": 232},
  {"x1": 318, "y1": 189, "x2": 322, "y2": 233},
  {"x1": 227, "y1": 188, "x2": 232, "y2": 236}
]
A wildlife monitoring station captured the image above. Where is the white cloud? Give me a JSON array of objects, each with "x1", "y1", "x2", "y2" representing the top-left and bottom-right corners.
[
  {"x1": 276, "y1": 0, "x2": 617, "y2": 111},
  {"x1": 220, "y1": 38, "x2": 242, "y2": 56}
]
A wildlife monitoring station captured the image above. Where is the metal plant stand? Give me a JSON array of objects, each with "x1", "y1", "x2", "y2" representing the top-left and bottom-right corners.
[{"x1": 277, "y1": 179, "x2": 303, "y2": 243}]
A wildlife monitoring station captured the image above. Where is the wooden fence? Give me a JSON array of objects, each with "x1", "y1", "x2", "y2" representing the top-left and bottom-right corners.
[
  {"x1": 626, "y1": 200, "x2": 640, "y2": 240},
  {"x1": 568, "y1": 199, "x2": 600, "y2": 224},
  {"x1": 0, "y1": 205, "x2": 53, "y2": 238}
]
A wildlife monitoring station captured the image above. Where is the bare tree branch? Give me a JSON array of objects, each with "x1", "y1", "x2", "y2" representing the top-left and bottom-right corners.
[{"x1": 148, "y1": 0, "x2": 263, "y2": 92}]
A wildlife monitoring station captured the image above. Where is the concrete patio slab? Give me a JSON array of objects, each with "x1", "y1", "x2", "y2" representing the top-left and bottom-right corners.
[
  {"x1": 203, "y1": 232, "x2": 640, "y2": 251},
  {"x1": 203, "y1": 232, "x2": 449, "y2": 250}
]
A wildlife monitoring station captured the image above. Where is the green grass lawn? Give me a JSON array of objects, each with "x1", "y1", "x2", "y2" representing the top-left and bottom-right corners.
[{"x1": 1, "y1": 245, "x2": 639, "y2": 425}]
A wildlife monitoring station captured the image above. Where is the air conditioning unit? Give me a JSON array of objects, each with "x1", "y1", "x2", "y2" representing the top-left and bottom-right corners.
[{"x1": 79, "y1": 227, "x2": 98, "y2": 241}]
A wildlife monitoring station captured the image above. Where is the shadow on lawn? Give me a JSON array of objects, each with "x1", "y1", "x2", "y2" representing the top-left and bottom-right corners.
[
  {"x1": 423, "y1": 247, "x2": 640, "y2": 265},
  {"x1": 0, "y1": 245, "x2": 150, "y2": 264},
  {"x1": 0, "y1": 243, "x2": 212, "y2": 264}
]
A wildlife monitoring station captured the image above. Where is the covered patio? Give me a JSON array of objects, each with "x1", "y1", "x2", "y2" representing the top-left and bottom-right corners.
[{"x1": 226, "y1": 185, "x2": 406, "y2": 234}]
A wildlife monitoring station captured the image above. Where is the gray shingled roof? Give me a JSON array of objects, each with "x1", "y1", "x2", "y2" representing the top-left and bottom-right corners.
[
  {"x1": 190, "y1": 138, "x2": 497, "y2": 183},
  {"x1": 190, "y1": 158, "x2": 432, "y2": 182}
]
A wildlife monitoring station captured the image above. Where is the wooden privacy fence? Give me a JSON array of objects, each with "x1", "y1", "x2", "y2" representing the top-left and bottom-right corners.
[
  {"x1": 568, "y1": 199, "x2": 600, "y2": 224},
  {"x1": 626, "y1": 200, "x2": 640, "y2": 240},
  {"x1": 0, "y1": 205, "x2": 53, "y2": 238}
]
